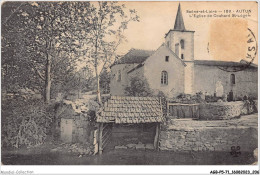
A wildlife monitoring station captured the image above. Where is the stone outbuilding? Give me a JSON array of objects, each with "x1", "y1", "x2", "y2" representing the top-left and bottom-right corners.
[{"x1": 55, "y1": 99, "x2": 98, "y2": 144}]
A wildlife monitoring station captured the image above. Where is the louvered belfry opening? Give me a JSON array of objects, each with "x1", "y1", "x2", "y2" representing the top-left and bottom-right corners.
[{"x1": 96, "y1": 96, "x2": 164, "y2": 154}]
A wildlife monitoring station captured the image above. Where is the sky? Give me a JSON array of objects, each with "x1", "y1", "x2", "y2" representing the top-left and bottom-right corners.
[{"x1": 115, "y1": 1, "x2": 258, "y2": 64}]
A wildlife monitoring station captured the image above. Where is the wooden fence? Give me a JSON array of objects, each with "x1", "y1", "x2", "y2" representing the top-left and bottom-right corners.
[{"x1": 167, "y1": 103, "x2": 200, "y2": 119}]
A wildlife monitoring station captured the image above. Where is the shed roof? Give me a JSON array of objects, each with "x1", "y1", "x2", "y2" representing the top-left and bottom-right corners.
[{"x1": 96, "y1": 96, "x2": 164, "y2": 124}]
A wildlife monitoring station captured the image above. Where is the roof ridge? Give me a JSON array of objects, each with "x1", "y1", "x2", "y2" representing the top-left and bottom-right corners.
[
  {"x1": 195, "y1": 60, "x2": 241, "y2": 63},
  {"x1": 130, "y1": 48, "x2": 155, "y2": 51},
  {"x1": 194, "y1": 59, "x2": 258, "y2": 68}
]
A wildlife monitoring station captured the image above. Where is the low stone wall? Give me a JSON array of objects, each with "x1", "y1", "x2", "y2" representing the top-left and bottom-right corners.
[
  {"x1": 199, "y1": 102, "x2": 243, "y2": 120},
  {"x1": 72, "y1": 114, "x2": 94, "y2": 144},
  {"x1": 199, "y1": 101, "x2": 257, "y2": 120},
  {"x1": 160, "y1": 114, "x2": 257, "y2": 152}
]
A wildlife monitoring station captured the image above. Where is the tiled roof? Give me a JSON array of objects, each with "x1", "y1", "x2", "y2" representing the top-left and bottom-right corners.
[
  {"x1": 96, "y1": 96, "x2": 164, "y2": 123},
  {"x1": 111, "y1": 49, "x2": 154, "y2": 67},
  {"x1": 194, "y1": 60, "x2": 258, "y2": 68}
]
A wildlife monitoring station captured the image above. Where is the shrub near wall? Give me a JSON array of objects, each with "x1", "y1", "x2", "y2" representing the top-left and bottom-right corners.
[{"x1": 2, "y1": 98, "x2": 55, "y2": 148}]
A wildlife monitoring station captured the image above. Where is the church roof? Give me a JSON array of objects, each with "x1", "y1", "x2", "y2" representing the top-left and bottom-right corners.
[
  {"x1": 111, "y1": 49, "x2": 155, "y2": 67},
  {"x1": 194, "y1": 60, "x2": 258, "y2": 68},
  {"x1": 96, "y1": 96, "x2": 164, "y2": 123},
  {"x1": 174, "y1": 3, "x2": 186, "y2": 31}
]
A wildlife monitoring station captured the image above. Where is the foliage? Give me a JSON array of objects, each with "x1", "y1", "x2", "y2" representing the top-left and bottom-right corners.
[
  {"x1": 1, "y1": 98, "x2": 55, "y2": 148},
  {"x1": 2, "y1": 2, "x2": 91, "y2": 103},
  {"x1": 124, "y1": 76, "x2": 153, "y2": 97},
  {"x1": 2, "y1": 2, "x2": 139, "y2": 104},
  {"x1": 52, "y1": 66, "x2": 94, "y2": 99},
  {"x1": 174, "y1": 92, "x2": 206, "y2": 104},
  {"x1": 1, "y1": 2, "x2": 140, "y2": 149},
  {"x1": 205, "y1": 95, "x2": 221, "y2": 103},
  {"x1": 84, "y1": 2, "x2": 139, "y2": 103},
  {"x1": 99, "y1": 67, "x2": 110, "y2": 94},
  {"x1": 242, "y1": 97, "x2": 258, "y2": 114},
  {"x1": 157, "y1": 91, "x2": 167, "y2": 116}
]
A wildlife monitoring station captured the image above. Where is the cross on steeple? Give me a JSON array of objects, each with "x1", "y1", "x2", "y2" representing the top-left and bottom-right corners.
[{"x1": 174, "y1": 3, "x2": 186, "y2": 31}]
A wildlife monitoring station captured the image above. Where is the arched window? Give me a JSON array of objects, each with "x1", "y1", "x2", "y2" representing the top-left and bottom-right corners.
[
  {"x1": 230, "y1": 74, "x2": 235, "y2": 84},
  {"x1": 161, "y1": 71, "x2": 168, "y2": 85},
  {"x1": 180, "y1": 39, "x2": 185, "y2": 49}
]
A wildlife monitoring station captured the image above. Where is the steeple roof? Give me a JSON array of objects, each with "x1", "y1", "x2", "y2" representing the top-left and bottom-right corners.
[{"x1": 174, "y1": 3, "x2": 186, "y2": 31}]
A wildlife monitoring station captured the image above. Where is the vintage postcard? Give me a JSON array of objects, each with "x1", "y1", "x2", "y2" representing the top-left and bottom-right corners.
[{"x1": 1, "y1": 1, "x2": 259, "y2": 174}]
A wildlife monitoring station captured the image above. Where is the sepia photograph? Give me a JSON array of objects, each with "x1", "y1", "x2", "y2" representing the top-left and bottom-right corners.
[{"x1": 1, "y1": 0, "x2": 259, "y2": 173}]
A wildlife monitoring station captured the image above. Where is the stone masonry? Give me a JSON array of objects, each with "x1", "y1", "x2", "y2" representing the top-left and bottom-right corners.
[{"x1": 159, "y1": 114, "x2": 257, "y2": 152}]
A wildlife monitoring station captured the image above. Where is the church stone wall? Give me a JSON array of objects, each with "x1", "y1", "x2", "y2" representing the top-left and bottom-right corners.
[
  {"x1": 144, "y1": 45, "x2": 185, "y2": 97},
  {"x1": 165, "y1": 30, "x2": 195, "y2": 95},
  {"x1": 128, "y1": 65, "x2": 145, "y2": 81},
  {"x1": 184, "y1": 62, "x2": 194, "y2": 94},
  {"x1": 110, "y1": 64, "x2": 138, "y2": 96},
  {"x1": 194, "y1": 64, "x2": 258, "y2": 99},
  {"x1": 165, "y1": 31, "x2": 194, "y2": 62}
]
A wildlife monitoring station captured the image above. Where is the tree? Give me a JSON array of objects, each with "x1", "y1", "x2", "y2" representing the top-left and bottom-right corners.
[
  {"x1": 86, "y1": 2, "x2": 139, "y2": 104},
  {"x1": 2, "y1": 2, "x2": 41, "y2": 94},
  {"x1": 2, "y1": 2, "x2": 92, "y2": 103},
  {"x1": 124, "y1": 76, "x2": 153, "y2": 97},
  {"x1": 99, "y1": 67, "x2": 110, "y2": 94},
  {"x1": 2, "y1": 2, "x2": 139, "y2": 104}
]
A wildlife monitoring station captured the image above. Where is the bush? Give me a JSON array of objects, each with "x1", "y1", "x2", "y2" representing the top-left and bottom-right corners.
[
  {"x1": 2, "y1": 98, "x2": 55, "y2": 148},
  {"x1": 205, "y1": 95, "x2": 220, "y2": 103},
  {"x1": 174, "y1": 93, "x2": 200, "y2": 104},
  {"x1": 124, "y1": 76, "x2": 153, "y2": 97}
]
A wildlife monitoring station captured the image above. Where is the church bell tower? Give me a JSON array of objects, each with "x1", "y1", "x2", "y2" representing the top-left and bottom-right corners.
[{"x1": 165, "y1": 3, "x2": 195, "y2": 95}]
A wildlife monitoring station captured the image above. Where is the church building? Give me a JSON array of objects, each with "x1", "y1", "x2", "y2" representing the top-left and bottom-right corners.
[{"x1": 110, "y1": 4, "x2": 257, "y2": 99}]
